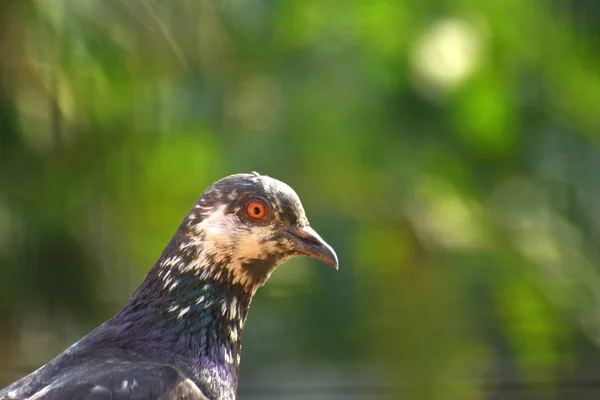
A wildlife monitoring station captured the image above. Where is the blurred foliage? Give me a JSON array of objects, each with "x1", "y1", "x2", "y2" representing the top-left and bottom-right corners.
[{"x1": 1, "y1": 0, "x2": 600, "y2": 398}]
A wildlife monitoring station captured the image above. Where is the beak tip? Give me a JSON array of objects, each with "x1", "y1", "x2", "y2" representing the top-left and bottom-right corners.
[
  {"x1": 315, "y1": 251, "x2": 339, "y2": 270},
  {"x1": 315, "y1": 239, "x2": 339, "y2": 270},
  {"x1": 287, "y1": 225, "x2": 339, "y2": 271},
  {"x1": 331, "y1": 254, "x2": 339, "y2": 271}
]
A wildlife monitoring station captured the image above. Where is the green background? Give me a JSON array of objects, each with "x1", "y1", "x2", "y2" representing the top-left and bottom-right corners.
[{"x1": 1, "y1": 0, "x2": 600, "y2": 398}]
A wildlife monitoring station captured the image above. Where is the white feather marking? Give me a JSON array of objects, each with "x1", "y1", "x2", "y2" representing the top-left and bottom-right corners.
[
  {"x1": 222, "y1": 346, "x2": 233, "y2": 364},
  {"x1": 121, "y1": 380, "x2": 128, "y2": 390},
  {"x1": 195, "y1": 295, "x2": 205, "y2": 305},
  {"x1": 177, "y1": 306, "x2": 190, "y2": 319},
  {"x1": 229, "y1": 326, "x2": 238, "y2": 342},
  {"x1": 160, "y1": 256, "x2": 182, "y2": 268},
  {"x1": 29, "y1": 385, "x2": 52, "y2": 399},
  {"x1": 230, "y1": 297, "x2": 238, "y2": 319},
  {"x1": 167, "y1": 305, "x2": 180, "y2": 313},
  {"x1": 162, "y1": 270, "x2": 171, "y2": 281},
  {"x1": 227, "y1": 189, "x2": 239, "y2": 200},
  {"x1": 169, "y1": 198, "x2": 292, "y2": 291}
]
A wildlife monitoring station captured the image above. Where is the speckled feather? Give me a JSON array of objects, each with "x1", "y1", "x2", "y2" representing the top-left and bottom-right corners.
[{"x1": 0, "y1": 173, "x2": 337, "y2": 400}]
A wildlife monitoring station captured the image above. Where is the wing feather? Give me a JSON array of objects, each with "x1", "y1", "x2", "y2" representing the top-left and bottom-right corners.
[{"x1": 1, "y1": 362, "x2": 208, "y2": 400}]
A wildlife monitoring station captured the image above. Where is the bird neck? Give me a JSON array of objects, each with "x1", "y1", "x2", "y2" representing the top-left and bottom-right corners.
[{"x1": 110, "y1": 261, "x2": 253, "y2": 400}]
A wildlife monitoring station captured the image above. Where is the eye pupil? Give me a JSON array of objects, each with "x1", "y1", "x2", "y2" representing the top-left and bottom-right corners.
[{"x1": 246, "y1": 200, "x2": 267, "y2": 220}]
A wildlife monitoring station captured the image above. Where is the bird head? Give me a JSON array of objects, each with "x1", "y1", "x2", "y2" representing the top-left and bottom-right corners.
[{"x1": 180, "y1": 173, "x2": 338, "y2": 291}]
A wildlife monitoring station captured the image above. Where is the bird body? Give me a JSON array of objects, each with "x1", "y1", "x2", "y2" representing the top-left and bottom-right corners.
[{"x1": 1, "y1": 173, "x2": 338, "y2": 400}]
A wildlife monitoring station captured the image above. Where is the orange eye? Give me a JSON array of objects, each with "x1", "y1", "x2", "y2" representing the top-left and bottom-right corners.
[{"x1": 246, "y1": 200, "x2": 267, "y2": 219}]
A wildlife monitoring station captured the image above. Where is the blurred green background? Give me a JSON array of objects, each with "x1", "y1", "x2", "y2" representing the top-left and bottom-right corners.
[{"x1": 2, "y1": 0, "x2": 600, "y2": 399}]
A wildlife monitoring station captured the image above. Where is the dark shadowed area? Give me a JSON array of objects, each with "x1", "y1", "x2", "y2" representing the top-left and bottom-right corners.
[{"x1": 2, "y1": 0, "x2": 600, "y2": 398}]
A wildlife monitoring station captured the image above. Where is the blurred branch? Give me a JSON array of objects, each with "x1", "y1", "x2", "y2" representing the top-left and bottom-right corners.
[{"x1": 124, "y1": 0, "x2": 188, "y2": 69}]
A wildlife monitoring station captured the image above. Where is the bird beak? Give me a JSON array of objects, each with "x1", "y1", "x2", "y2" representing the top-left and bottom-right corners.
[{"x1": 286, "y1": 225, "x2": 339, "y2": 270}]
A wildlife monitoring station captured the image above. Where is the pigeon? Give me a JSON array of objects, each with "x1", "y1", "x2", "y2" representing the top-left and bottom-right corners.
[{"x1": 0, "y1": 172, "x2": 338, "y2": 400}]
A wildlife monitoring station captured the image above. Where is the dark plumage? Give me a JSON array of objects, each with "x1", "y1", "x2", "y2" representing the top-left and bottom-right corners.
[{"x1": 0, "y1": 173, "x2": 338, "y2": 400}]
